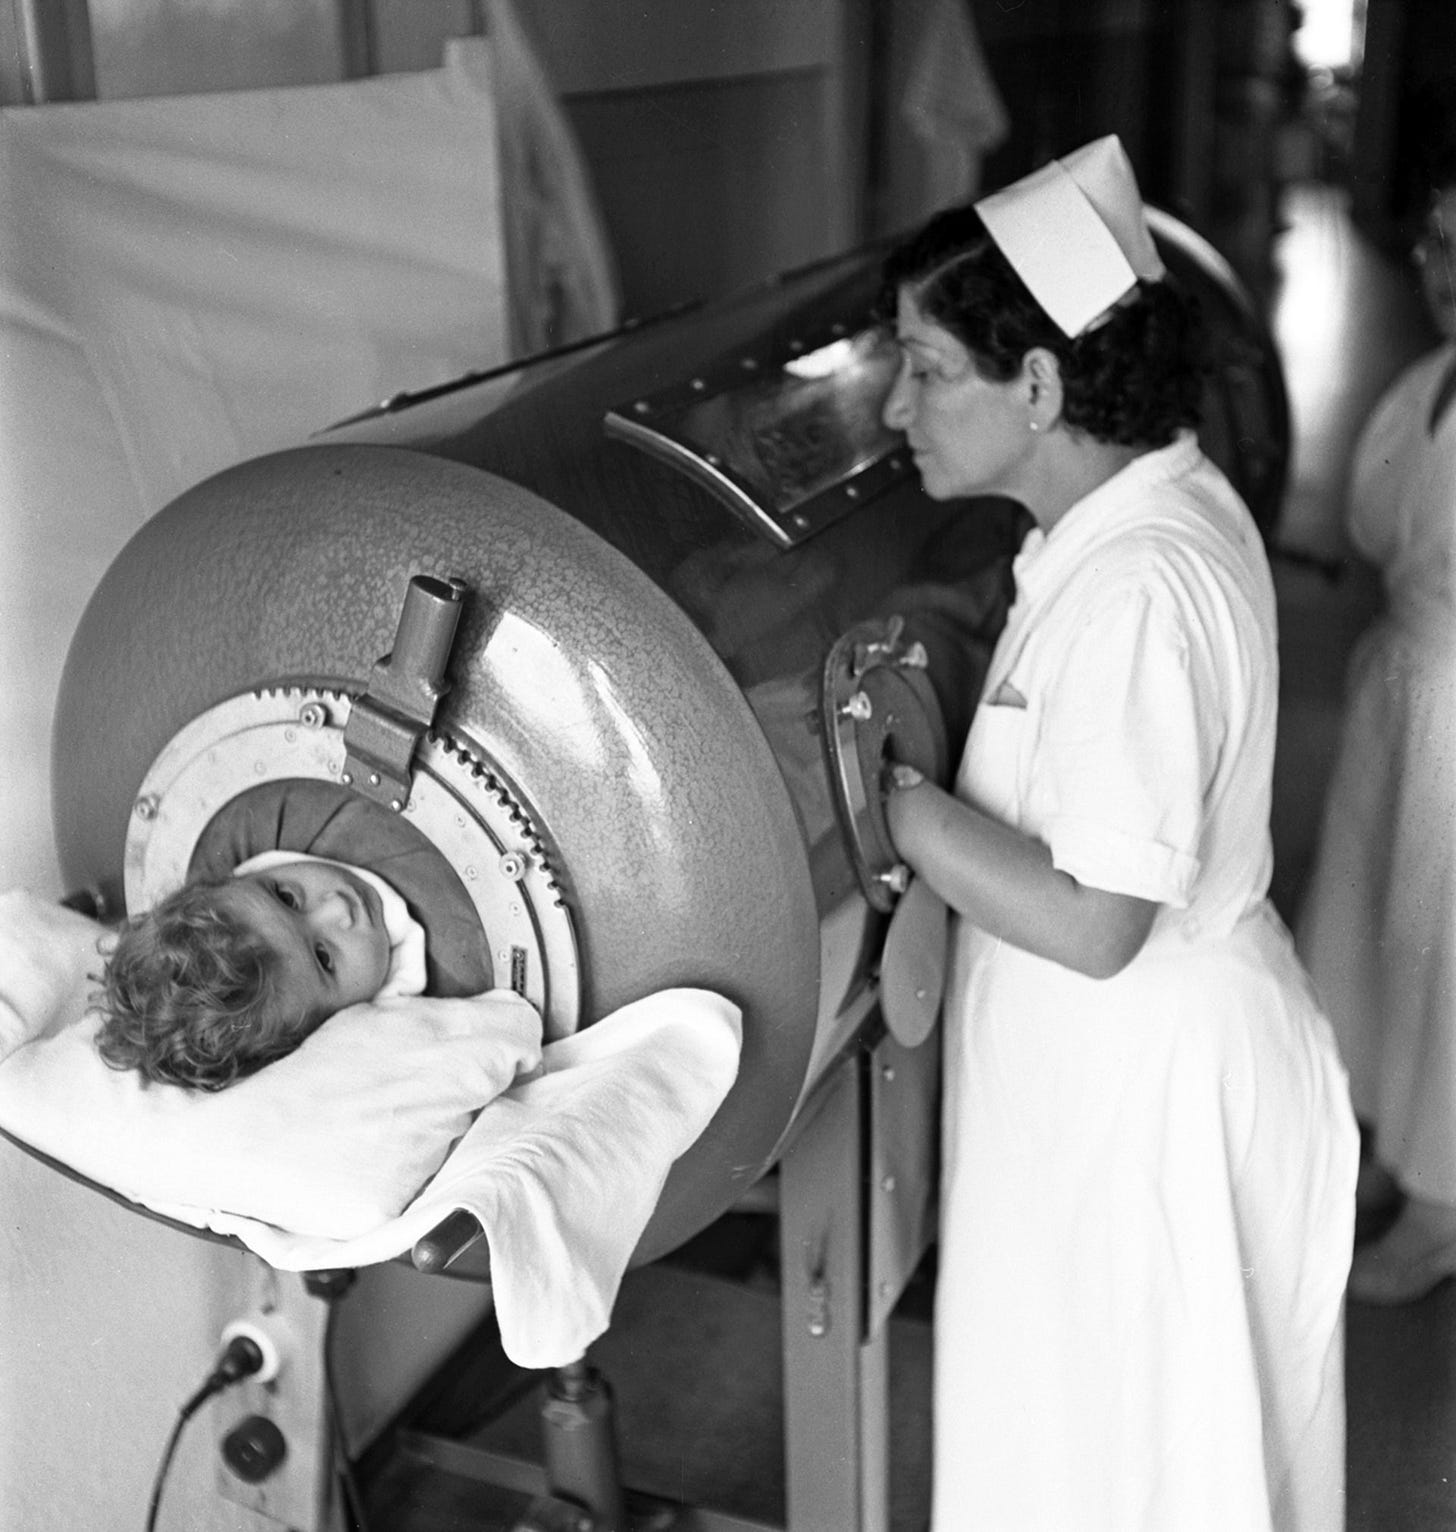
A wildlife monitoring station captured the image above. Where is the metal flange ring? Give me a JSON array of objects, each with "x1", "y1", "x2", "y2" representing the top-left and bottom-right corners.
[{"x1": 123, "y1": 686, "x2": 580, "y2": 1038}]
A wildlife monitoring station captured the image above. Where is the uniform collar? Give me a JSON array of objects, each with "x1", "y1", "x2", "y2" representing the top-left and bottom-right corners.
[{"x1": 1011, "y1": 430, "x2": 1202, "y2": 597}]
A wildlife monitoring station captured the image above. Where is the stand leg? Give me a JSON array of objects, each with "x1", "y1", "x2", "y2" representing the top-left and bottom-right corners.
[
  {"x1": 778, "y1": 1048, "x2": 889, "y2": 1532},
  {"x1": 531, "y1": 1360, "x2": 627, "y2": 1532}
]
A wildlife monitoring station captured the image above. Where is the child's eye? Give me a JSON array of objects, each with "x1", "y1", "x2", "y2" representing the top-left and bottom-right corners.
[
  {"x1": 271, "y1": 882, "x2": 300, "y2": 910},
  {"x1": 315, "y1": 944, "x2": 334, "y2": 974}
]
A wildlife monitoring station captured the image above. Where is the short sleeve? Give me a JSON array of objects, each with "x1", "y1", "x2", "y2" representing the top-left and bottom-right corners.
[{"x1": 1025, "y1": 581, "x2": 1214, "y2": 905}]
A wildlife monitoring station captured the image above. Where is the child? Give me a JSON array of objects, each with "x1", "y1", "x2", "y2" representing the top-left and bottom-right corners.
[{"x1": 95, "y1": 851, "x2": 427, "y2": 1092}]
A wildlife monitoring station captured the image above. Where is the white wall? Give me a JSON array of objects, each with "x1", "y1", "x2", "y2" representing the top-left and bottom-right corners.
[{"x1": 0, "y1": 1144, "x2": 266, "y2": 1530}]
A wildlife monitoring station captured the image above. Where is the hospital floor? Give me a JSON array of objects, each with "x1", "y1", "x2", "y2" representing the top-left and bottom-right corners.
[{"x1": 358, "y1": 184, "x2": 1456, "y2": 1531}]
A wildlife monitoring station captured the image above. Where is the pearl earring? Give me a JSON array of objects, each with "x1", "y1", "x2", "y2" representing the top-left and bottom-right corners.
[{"x1": 1029, "y1": 419, "x2": 1040, "y2": 433}]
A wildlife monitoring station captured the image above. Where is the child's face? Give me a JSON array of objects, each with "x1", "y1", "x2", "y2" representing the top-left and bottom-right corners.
[{"x1": 223, "y1": 862, "x2": 393, "y2": 1026}]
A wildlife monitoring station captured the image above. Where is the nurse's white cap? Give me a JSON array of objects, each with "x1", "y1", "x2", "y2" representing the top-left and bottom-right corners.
[{"x1": 974, "y1": 134, "x2": 1165, "y2": 338}]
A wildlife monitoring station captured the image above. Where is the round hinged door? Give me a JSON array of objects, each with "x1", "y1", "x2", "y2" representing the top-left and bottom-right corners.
[{"x1": 821, "y1": 615, "x2": 949, "y2": 913}]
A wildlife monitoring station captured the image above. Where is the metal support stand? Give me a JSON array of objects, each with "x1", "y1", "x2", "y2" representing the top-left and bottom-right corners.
[
  {"x1": 528, "y1": 1361, "x2": 628, "y2": 1532},
  {"x1": 779, "y1": 1049, "x2": 883, "y2": 1532},
  {"x1": 778, "y1": 1024, "x2": 938, "y2": 1532}
]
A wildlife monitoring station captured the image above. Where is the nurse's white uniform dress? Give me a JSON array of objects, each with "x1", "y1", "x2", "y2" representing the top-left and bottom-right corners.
[
  {"x1": 932, "y1": 432, "x2": 1358, "y2": 1532},
  {"x1": 1297, "y1": 342, "x2": 1456, "y2": 1203}
]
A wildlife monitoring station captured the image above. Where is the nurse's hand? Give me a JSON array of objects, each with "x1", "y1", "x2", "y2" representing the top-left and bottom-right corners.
[
  {"x1": 878, "y1": 759, "x2": 1159, "y2": 979},
  {"x1": 882, "y1": 760, "x2": 934, "y2": 856},
  {"x1": 884, "y1": 762, "x2": 926, "y2": 794}
]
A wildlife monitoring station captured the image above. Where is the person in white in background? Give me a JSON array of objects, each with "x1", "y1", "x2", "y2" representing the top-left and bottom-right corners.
[
  {"x1": 879, "y1": 136, "x2": 1358, "y2": 1530},
  {"x1": 1297, "y1": 118, "x2": 1456, "y2": 1305}
]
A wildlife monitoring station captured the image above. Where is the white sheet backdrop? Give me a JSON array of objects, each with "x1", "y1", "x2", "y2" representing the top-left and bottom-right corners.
[{"x1": 0, "y1": 23, "x2": 618, "y2": 899}]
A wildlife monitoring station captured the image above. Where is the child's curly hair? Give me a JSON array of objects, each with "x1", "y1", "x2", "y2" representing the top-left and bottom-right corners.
[{"x1": 94, "y1": 877, "x2": 302, "y2": 1092}]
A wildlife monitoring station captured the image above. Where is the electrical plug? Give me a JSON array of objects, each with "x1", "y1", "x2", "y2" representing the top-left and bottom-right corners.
[{"x1": 218, "y1": 1318, "x2": 285, "y2": 1385}]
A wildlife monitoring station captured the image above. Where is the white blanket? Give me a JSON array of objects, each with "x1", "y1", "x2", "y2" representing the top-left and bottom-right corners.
[{"x1": 0, "y1": 890, "x2": 741, "y2": 1367}]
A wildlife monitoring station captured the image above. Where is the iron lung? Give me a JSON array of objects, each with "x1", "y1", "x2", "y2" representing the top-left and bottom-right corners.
[{"x1": 51, "y1": 214, "x2": 1286, "y2": 1264}]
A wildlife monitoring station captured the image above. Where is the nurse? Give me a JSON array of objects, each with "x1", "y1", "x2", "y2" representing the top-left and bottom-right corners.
[{"x1": 879, "y1": 136, "x2": 1359, "y2": 1531}]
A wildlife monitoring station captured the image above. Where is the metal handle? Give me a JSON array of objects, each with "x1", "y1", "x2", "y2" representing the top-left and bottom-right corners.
[
  {"x1": 341, "y1": 573, "x2": 468, "y2": 811},
  {"x1": 411, "y1": 1208, "x2": 487, "y2": 1275}
]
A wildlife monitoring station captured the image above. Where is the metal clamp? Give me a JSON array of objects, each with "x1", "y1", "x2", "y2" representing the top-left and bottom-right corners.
[{"x1": 341, "y1": 574, "x2": 467, "y2": 811}]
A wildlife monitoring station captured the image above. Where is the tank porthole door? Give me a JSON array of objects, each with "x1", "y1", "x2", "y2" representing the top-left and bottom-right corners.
[{"x1": 820, "y1": 615, "x2": 948, "y2": 914}]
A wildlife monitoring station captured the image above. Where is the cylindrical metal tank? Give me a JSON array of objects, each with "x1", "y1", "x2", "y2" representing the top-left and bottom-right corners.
[{"x1": 51, "y1": 218, "x2": 1286, "y2": 1265}]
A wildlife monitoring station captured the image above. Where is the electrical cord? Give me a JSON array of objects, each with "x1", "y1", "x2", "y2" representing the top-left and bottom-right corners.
[{"x1": 145, "y1": 1333, "x2": 266, "y2": 1532}]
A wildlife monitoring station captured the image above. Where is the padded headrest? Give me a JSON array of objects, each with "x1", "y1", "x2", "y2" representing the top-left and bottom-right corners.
[{"x1": 189, "y1": 779, "x2": 491, "y2": 999}]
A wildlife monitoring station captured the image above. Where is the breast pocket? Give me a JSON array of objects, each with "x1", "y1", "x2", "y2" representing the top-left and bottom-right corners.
[{"x1": 957, "y1": 695, "x2": 1029, "y2": 827}]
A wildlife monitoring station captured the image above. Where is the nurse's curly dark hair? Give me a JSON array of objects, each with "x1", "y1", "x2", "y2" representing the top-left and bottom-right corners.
[
  {"x1": 879, "y1": 202, "x2": 1204, "y2": 447},
  {"x1": 93, "y1": 877, "x2": 301, "y2": 1092}
]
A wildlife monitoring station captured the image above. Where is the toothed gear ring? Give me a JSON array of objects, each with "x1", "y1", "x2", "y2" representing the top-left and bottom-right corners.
[{"x1": 123, "y1": 685, "x2": 580, "y2": 1036}]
